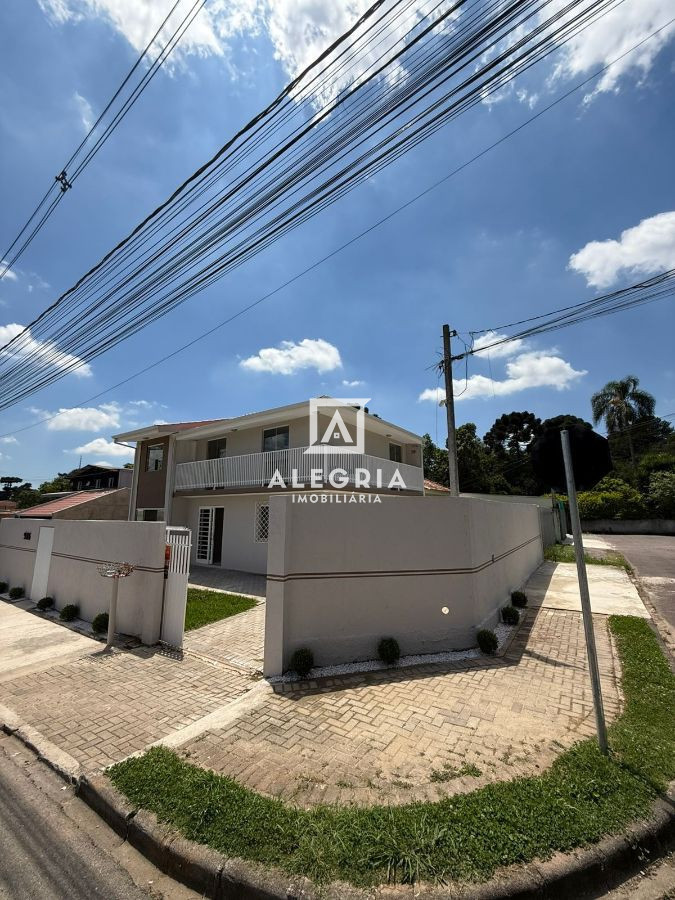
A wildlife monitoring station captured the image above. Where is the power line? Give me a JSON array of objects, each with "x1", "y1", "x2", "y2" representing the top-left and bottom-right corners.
[
  {"x1": 0, "y1": 12, "x2": 670, "y2": 442},
  {"x1": 0, "y1": 0, "x2": 634, "y2": 411},
  {"x1": 0, "y1": 0, "x2": 205, "y2": 281}
]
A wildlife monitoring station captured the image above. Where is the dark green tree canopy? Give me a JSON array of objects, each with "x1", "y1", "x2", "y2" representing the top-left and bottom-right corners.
[{"x1": 483, "y1": 411, "x2": 542, "y2": 456}]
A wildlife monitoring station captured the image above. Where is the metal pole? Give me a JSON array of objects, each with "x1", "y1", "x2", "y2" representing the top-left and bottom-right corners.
[
  {"x1": 560, "y1": 429, "x2": 608, "y2": 754},
  {"x1": 442, "y1": 324, "x2": 459, "y2": 496},
  {"x1": 106, "y1": 577, "x2": 119, "y2": 649}
]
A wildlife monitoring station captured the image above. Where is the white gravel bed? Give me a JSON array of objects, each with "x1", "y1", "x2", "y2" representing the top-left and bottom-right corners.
[{"x1": 268, "y1": 622, "x2": 515, "y2": 683}]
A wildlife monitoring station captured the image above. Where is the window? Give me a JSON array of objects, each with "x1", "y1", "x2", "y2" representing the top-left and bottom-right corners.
[
  {"x1": 389, "y1": 443, "x2": 402, "y2": 463},
  {"x1": 262, "y1": 425, "x2": 289, "y2": 453},
  {"x1": 146, "y1": 443, "x2": 164, "y2": 471},
  {"x1": 254, "y1": 502, "x2": 270, "y2": 543},
  {"x1": 207, "y1": 437, "x2": 227, "y2": 459},
  {"x1": 136, "y1": 508, "x2": 164, "y2": 522}
]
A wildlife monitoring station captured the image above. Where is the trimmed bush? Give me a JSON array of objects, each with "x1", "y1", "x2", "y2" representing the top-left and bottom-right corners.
[
  {"x1": 510, "y1": 590, "x2": 528, "y2": 608},
  {"x1": 36, "y1": 596, "x2": 54, "y2": 610},
  {"x1": 0, "y1": 581, "x2": 8, "y2": 594},
  {"x1": 377, "y1": 637, "x2": 401, "y2": 666},
  {"x1": 576, "y1": 476, "x2": 646, "y2": 520},
  {"x1": 290, "y1": 648, "x2": 314, "y2": 678},
  {"x1": 477, "y1": 629, "x2": 498, "y2": 655},
  {"x1": 92, "y1": 612, "x2": 109, "y2": 634},
  {"x1": 501, "y1": 605, "x2": 520, "y2": 626},
  {"x1": 59, "y1": 604, "x2": 79, "y2": 622},
  {"x1": 9, "y1": 586, "x2": 24, "y2": 600},
  {"x1": 648, "y1": 471, "x2": 675, "y2": 519}
]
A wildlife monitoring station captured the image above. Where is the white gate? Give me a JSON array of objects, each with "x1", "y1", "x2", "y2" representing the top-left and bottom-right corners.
[{"x1": 161, "y1": 526, "x2": 191, "y2": 648}]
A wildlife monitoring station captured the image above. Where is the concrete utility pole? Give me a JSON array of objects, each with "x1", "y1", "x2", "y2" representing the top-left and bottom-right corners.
[
  {"x1": 442, "y1": 324, "x2": 460, "y2": 496},
  {"x1": 560, "y1": 429, "x2": 608, "y2": 754}
]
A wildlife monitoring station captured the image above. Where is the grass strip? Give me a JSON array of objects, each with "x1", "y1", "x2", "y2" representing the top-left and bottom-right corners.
[
  {"x1": 108, "y1": 616, "x2": 674, "y2": 887},
  {"x1": 184, "y1": 588, "x2": 257, "y2": 631},
  {"x1": 544, "y1": 543, "x2": 632, "y2": 570}
]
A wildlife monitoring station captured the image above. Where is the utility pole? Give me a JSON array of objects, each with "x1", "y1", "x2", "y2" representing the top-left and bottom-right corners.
[
  {"x1": 442, "y1": 324, "x2": 459, "y2": 496},
  {"x1": 560, "y1": 429, "x2": 608, "y2": 754}
]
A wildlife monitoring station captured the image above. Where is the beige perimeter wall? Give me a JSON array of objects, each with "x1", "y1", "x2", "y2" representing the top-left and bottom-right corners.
[
  {"x1": 0, "y1": 518, "x2": 167, "y2": 643},
  {"x1": 263, "y1": 495, "x2": 542, "y2": 675}
]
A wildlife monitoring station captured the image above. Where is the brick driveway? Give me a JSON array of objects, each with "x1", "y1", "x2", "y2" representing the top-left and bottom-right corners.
[
  {"x1": 181, "y1": 608, "x2": 622, "y2": 807},
  {"x1": 183, "y1": 602, "x2": 265, "y2": 672},
  {"x1": 1, "y1": 643, "x2": 252, "y2": 770}
]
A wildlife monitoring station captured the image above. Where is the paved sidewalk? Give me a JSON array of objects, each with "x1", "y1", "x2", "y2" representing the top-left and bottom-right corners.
[
  {"x1": 0, "y1": 601, "x2": 94, "y2": 680},
  {"x1": 526, "y1": 561, "x2": 649, "y2": 617},
  {"x1": 180, "y1": 606, "x2": 622, "y2": 807},
  {"x1": 183, "y1": 602, "x2": 265, "y2": 671},
  {"x1": 188, "y1": 567, "x2": 266, "y2": 598}
]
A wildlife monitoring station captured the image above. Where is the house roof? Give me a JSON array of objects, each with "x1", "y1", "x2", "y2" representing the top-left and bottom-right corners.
[
  {"x1": 68, "y1": 463, "x2": 126, "y2": 476},
  {"x1": 112, "y1": 420, "x2": 224, "y2": 443},
  {"x1": 15, "y1": 489, "x2": 123, "y2": 518},
  {"x1": 424, "y1": 479, "x2": 450, "y2": 493}
]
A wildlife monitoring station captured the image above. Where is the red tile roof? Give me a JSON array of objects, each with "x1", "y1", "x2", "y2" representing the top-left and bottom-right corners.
[
  {"x1": 424, "y1": 478, "x2": 450, "y2": 493},
  {"x1": 16, "y1": 490, "x2": 121, "y2": 517}
]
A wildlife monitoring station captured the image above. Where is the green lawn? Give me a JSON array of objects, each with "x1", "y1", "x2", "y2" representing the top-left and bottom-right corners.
[
  {"x1": 544, "y1": 543, "x2": 632, "y2": 571},
  {"x1": 108, "y1": 617, "x2": 674, "y2": 888},
  {"x1": 184, "y1": 588, "x2": 257, "y2": 631}
]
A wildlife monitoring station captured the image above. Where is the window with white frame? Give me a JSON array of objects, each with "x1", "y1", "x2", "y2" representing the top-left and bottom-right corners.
[
  {"x1": 146, "y1": 443, "x2": 164, "y2": 471},
  {"x1": 254, "y1": 501, "x2": 270, "y2": 543},
  {"x1": 262, "y1": 425, "x2": 289, "y2": 452}
]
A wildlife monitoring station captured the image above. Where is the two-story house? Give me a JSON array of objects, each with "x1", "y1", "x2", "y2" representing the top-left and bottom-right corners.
[
  {"x1": 113, "y1": 399, "x2": 424, "y2": 574},
  {"x1": 68, "y1": 463, "x2": 134, "y2": 492}
]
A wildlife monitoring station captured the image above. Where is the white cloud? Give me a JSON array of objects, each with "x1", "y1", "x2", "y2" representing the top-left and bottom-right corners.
[
  {"x1": 471, "y1": 331, "x2": 525, "y2": 358},
  {"x1": 0, "y1": 436, "x2": 18, "y2": 444},
  {"x1": 0, "y1": 322, "x2": 92, "y2": 377},
  {"x1": 569, "y1": 211, "x2": 675, "y2": 289},
  {"x1": 342, "y1": 378, "x2": 364, "y2": 387},
  {"x1": 1, "y1": 263, "x2": 18, "y2": 282},
  {"x1": 73, "y1": 91, "x2": 94, "y2": 132},
  {"x1": 419, "y1": 351, "x2": 586, "y2": 402},
  {"x1": 30, "y1": 403, "x2": 122, "y2": 432},
  {"x1": 551, "y1": 0, "x2": 675, "y2": 100},
  {"x1": 69, "y1": 437, "x2": 135, "y2": 458},
  {"x1": 240, "y1": 337, "x2": 342, "y2": 375}
]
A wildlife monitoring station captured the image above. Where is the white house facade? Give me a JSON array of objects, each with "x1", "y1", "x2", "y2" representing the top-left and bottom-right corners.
[{"x1": 113, "y1": 399, "x2": 425, "y2": 574}]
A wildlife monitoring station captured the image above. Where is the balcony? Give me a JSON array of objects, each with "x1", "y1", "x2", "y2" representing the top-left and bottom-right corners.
[{"x1": 175, "y1": 446, "x2": 424, "y2": 493}]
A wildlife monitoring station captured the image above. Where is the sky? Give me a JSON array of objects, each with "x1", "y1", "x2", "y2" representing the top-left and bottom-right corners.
[{"x1": 0, "y1": 0, "x2": 674, "y2": 484}]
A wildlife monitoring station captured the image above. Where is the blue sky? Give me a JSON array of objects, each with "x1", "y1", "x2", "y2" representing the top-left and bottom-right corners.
[{"x1": 1, "y1": 0, "x2": 674, "y2": 483}]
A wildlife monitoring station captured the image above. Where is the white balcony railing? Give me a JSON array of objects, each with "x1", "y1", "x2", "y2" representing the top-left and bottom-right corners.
[{"x1": 175, "y1": 446, "x2": 424, "y2": 493}]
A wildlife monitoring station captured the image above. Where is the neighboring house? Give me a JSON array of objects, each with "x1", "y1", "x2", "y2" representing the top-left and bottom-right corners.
[
  {"x1": 113, "y1": 400, "x2": 424, "y2": 574},
  {"x1": 0, "y1": 500, "x2": 18, "y2": 519},
  {"x1": 14, "y1": 489, "x2": 130, "y2": 521},
  {"x1": 68, "y1": 463, "x2": 134, "y2": 492},
  {"x1": 424, "y1": 478, "x2": 450, "y2": 495}
]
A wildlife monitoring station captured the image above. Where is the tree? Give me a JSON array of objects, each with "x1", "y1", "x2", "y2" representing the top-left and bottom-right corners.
[
  {"x1": 483, "y1": 411, "x2": 542, "y2": 456},
  {"x1": 14, "y1": 484, "x2": 41, "y2": 509},
  {"x1": 591, "y1": 375, "x2": 656, "y2": 472},
  {"x1": 540, "y1": 414, "x2": 592, "y2": 431},
  {"x1": 0, "y1": 476, "x2": 23, "y2": 498},
  {"x1": 421, "y1": 433, "x2": 449, "y2": 487},
  {"x1": 456, "y1": 423, "x2": 509, "y2": 493},
  {"x1": 39, "y1": 473, "x2": 73, "y2": 494}
]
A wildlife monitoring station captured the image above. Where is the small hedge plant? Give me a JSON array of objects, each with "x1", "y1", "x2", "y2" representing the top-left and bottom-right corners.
[
  {"x1": 290, "y1": 647, "x2": 314, "y2": 678},
  {"x1": 9, "y1": 586, "x2": 24, "y2": 600},
  {"x1": 511, "y1": 590, "x2": 528, "y2": 608},
  {"x1": 477, "y1": 629, "x2": 498, "y2": 655},
  {"x1": 36, "y1": 596, "x2": 54, "y2": 610},
  {"x1": 501, "y1": 605, "x2": 520, "y2": 626},
  {"x1": 92, "y1": 612, "x2": 109, "y2": 634},
  {"x1": 0, "y1": 581, "x2": 7, "y2": 594},
  {"x1": 59, "y1": 604, "x2": 79, "y2": 622},
  {"x1": 377, "y1": 637, "x2": 401, "y2": 665}
]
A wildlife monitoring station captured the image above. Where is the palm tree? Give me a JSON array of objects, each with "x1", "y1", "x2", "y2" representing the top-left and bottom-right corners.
[{"x1": 591, "y1": 375, "x2": 655, "y2": 471}]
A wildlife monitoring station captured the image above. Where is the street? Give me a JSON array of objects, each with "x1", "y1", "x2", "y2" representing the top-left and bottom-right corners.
[
  {"x1": 0, "y1": 732, "x2": 197, "y2": 900},
  {"x1": 603, "y1": 534, "x2": 675, "y2": 631}
]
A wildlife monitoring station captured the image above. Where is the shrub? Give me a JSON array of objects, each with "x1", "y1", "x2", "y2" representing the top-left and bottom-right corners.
[
  {"x1": 92, "y1": 612, "x2": 109, "y2": 634},
  {"x1": 0, "y1": 581, "x2": 7, "y2": 594},
  {"x1": 36, "y1": 596, "x2": 54, "y2": 610},
  {"x1": 9, "y1": 586, "x2": 24, "y2": 600},
  {"x1": 501, "y1": 605, "x2": 520, "y2": 626},
  {"x1": 377, "y1": 637, "x2": 401, "y2": 665},
  {"x1": 290, "y1": 648, "x2": 314, "y2": 678},
  {"x1": 511, "y1": 590, "x2": 528, "y2": 608},
  {"x1": 647, "y1": 471, "x2": 675, "y2": 519},
  {"x1": 477, "y1": 629, "x2": 498, "y2": 655},
  {"x1": 576, "y1": 476, "x2": 646, "y2": 520},
  {"x1": 59, "y1": 604, "x2": 79, "y2": 622}
]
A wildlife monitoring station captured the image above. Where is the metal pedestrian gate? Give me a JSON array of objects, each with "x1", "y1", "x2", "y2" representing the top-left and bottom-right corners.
[{"x1": 161, "y1": 526, "x2": 191, "y2": 648}]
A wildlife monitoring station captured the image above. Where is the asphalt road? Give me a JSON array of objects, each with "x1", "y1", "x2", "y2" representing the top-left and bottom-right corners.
[
  {"x1": 0, "y1": 733, "x2": 197, "y2": 900},
  {"x1": 603, "y1": 534, "x2": 675, "y2": 630}
]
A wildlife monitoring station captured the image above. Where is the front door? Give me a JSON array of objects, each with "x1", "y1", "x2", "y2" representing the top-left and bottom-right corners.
[{"x1": 196, "y1": 507, "x2": 224, "y2": 565}]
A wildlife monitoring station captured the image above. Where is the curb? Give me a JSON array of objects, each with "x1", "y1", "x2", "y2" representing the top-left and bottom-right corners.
[{"x1": 75, "y1": 771, "x2": 675, "y2": 900}]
